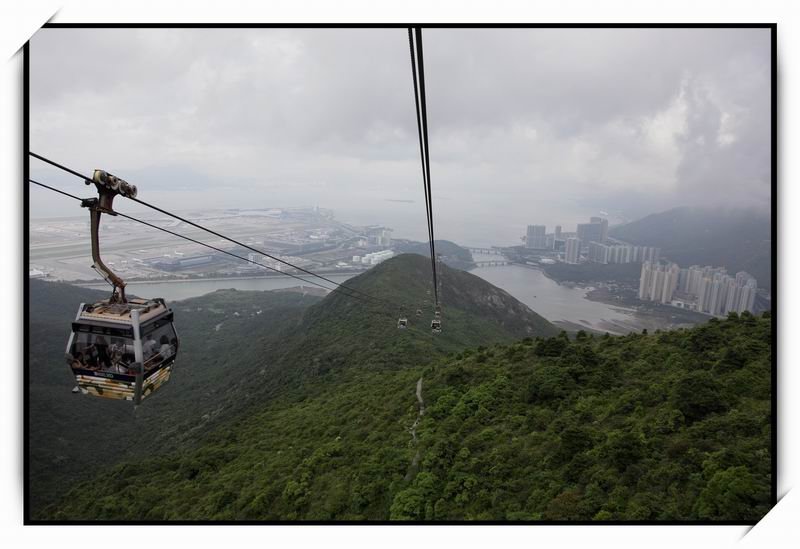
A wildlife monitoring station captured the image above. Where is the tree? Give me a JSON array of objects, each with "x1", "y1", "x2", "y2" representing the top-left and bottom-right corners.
[
  {"x1": 602, "y1": 430, "x2": 645, "y2": 471},
  {"x1": 693, "y1": 466, "x2": 769, "y2": 520},
  {"x1": 714, "y1": 346, "x2": 747, "y2": 373},
  {"x1": 527, "y1": 364, "x2": 575, "y2": 403},
  {"x1": 672, "y1": 370, "x2": 727, "y2": 423},
  {"x1": 534, "y1": 336, "x2": 569, "y2": 357},
  {"x1": 559, "y1": 425, "x2": 593, "y2": 460},
  {"x1": 389, "y1": 472, "x2": 438, "y2": 520},
  {"x1": 544, "y1": 488, "x2": 584, "y2": 520}
]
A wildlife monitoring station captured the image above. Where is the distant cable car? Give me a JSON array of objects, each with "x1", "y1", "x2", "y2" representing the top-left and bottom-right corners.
[
  {"x1": 416, "y1": 309, "x2": 422, "y2": 317},
  {"x1": 431, "y1": 304, "x2": 442, "y2": 333},
  {"x1": 397, "y1": 306, "x2": 408, "y2": 329},
  {"x1": 64, "y1": 169, "x2": 179, "y2": 404}
]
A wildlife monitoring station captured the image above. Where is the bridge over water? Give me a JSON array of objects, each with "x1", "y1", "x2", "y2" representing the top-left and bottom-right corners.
[
  {"x1": 473, "y1": 260, "x2": 511, "y2": 267},
  {"x1": 466, "y1": 247, "x2": 504, "y2": 255}
]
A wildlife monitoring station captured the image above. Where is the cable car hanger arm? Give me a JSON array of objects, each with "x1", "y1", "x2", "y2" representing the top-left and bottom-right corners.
[{"x1": 81, "y1": 170, "x2": 138, "y2": 304}]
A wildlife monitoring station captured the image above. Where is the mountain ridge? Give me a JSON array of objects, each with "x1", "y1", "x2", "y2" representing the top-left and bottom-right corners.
[{"x1": 609, "y1": 206, "x2": 771, "y2": 291}]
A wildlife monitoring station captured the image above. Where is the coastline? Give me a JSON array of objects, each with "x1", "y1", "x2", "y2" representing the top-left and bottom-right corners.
[{"x1": 73, "y1": 270, "x2": 363, "y2": 288}]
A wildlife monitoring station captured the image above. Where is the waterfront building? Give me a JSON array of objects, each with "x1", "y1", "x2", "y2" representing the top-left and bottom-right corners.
[
  {"x1": 587, "y1": 242, "x2": 658, "y2": 265},
  {"x1": 565, "y1": 237, "x2": 581, "y2": 264},
  {"x1": 639, "y1": 261, "x2": 681, "y2": 303},
  {"x1": 361, "y1": 249, "x2": 395, "y2": 265},
  {"x1": 577, "y1": 222, "x2": 603, "y2": 246},
  {"x1": 641, "y1": 246, "x2": 660, "y2": 263},
  {"x1": 737, "y1": 277, "x2": 758, "y2": 313},
  {"x1": 577, "y1": 217, "x2": 609, "y2": 245},
  {"x1": 588, "y1": 242, "x2": 610, "y2": 264},
  {"x1": 641, "y1": 261, "x2": 758, "y2": 315},
  {"x1": 526, "y1": 225, "x2": 548, "y2": 249}
]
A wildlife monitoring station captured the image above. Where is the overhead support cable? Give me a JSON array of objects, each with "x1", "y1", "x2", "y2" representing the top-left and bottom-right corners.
[
  {"x1": 28, "y1": 179, "x2": 375, "y2": 301},
  {"x1": 29, "y1": 151, "x2": 393, "y2": 307},
  {"x1": 407, "y1": 29, "x2": 435, "y2": 277},
  {"x1": 408, "y1": 27, "x2": 440, "y2": 306}
]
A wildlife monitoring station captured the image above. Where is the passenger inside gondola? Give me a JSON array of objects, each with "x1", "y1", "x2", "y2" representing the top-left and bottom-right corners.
[
  {"x1": 92, "y1": 336, "x2": 112, "y2": 369},
  {"x1": 158, "y1": 335, "x2": 172, "y2": 361},
  {"x1": 83, "y1": 350, "x2": 98, "y2": 370},
  {"x1": 141, "y1": 326, "x2": 176, "y2": 370},
  {"x1": 143, "y1": 336, "x2": 158, "y2": 358},
  {"x1": 70, "y1": 351, "x2": 85, "y2": 370},
  {"x1": 71, "y1": 333, "x2": 130, "y2": 372}
]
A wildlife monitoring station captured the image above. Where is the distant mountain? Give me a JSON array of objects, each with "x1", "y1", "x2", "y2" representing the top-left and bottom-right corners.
[
  {"x1": 28, "y1": 254, "x2": 557, "y2": 517},
  {"x1": 609, "y1": 207, "x2": 771, "y2": 291}
]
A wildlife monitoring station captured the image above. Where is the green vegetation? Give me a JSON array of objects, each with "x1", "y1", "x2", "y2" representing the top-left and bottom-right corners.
[
  {"x1": 28, "y1": 254, "x2": 556, "y2": 517},
  {"x1": 28, "y1": 279, "x2": 323, "y2": 513},
  {"x1": 609, "y1": 207, "x2": 771, "y2": 291},
  {"x1": 39, "y1": 301, "x2": 771, "y2": 520}
]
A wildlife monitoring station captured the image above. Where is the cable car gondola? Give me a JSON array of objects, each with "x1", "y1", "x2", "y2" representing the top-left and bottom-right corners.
[
  {"x1": 67, "y1": 297, "x2": 178, "y2": 403},
  {"x1": 64, "y1": 169, "x2": 179, "y2": 404},
  {"x1": 397, "y1": 306, "x2": 408, "y2": 329},
  {"x1": 431, "y1": 305, "x2": 442, "y2": 333}
]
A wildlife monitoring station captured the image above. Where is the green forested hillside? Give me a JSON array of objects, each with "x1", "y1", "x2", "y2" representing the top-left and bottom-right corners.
[
  {"x1": 41, "y1": 311, "x2": 771, "y2": 521},
  {"x1": 292, "y1": 253, "x2": 558, "y2": 368},
  {"x1": 28, "y1": 280, "x2": 323, "y2": 513},
  {"x1": 29, "y1": 254, "x2": 557, "y2": 517}
]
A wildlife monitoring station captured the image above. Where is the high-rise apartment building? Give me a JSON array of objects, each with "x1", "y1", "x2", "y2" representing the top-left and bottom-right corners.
[
  {"x1": 639, "y1": 261, "x2": 680, "y2": 303},
  {"x1": 366, "y1": 227, "x2": 393, "y2": 247},
  {"x1": 577, "y1": 221, "x2": 604, "y2": 245},
  {"x1": 526, "y1": 225, "x2": 548, "y2": 249},
  {"x1": 576, "y1": 218, "x2": 609, "y2": 246},
  {"x1": 565, "y1": 237, "x2": 581, "y2": 264},
  {"x1": 641, "y1": 262, "x2": 758, "y2": 315},
  {"x1": 587, "y1": 243, "x2": 659, "y2": 265},
  {"x1": 587, "y1": 241, "x2": 610, "y2": 264},
  {"x1": 589, "y1": 216, "x2": 610, "y2": 242}
]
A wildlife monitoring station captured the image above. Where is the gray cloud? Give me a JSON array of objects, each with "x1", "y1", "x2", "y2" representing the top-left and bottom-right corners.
[{"x1": 29, "y1": 27, "x2": 771, "y2": 246}]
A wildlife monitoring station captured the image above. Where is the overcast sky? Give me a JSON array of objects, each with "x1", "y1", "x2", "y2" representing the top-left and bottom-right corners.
[{"x1": 29, "y1": 27, "x2": 771, "y2": 246}]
